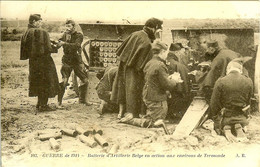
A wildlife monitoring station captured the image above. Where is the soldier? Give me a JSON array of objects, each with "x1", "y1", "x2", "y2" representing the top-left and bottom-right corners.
[
  {"x1": 169, "y1": 42, "x2": 190, "y2": 67},
  {"x1": 119, "y1": 41, "x2": 179, "y2": 127},
  {"x1": 202, "y1": 40, "x2": 239, "y2": 102},
  {"x1": 20, "y1": 14, "x2": 60, "y2": 114},
  {"x1": 166, "y1": 43, "x2": 191, "y2": 119},
  {"x1": 57, "y1": 20, "x2": 90, "y2": 106},
  {"x1": 111, "y1": 18, "x2": 163, "y2": 119},
  {"x1": 96, "y1": 66, "x2": 119, "y2": 115},
  {"x1": 210, "y1": 61, "x2": 253, "y2": 142}
]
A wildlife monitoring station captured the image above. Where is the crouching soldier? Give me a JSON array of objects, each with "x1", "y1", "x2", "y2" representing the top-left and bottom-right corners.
[
  {"x1": 57, "y1": 20, "x2": 90, "y2": 106},
  {"x1": 119, "y1": 41, "x2": 179, "y2": 128},
  {"x1": 210, "y1": 61, "x2": 253, "y2": 142},
  {"x1": 166, "y1": 43, "x2": 191, "y2": 119},
  {"x1": 96, "y1": 66, "x2": 119, "y2": 115}
]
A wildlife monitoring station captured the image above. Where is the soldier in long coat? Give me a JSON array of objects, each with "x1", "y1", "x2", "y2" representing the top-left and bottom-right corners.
[
  {"x1": 20, "y1": 14, "x2": 59, "y2": 113},
  {"x1": 111, "y1": 18, "x2": 163, "y2": 119}
]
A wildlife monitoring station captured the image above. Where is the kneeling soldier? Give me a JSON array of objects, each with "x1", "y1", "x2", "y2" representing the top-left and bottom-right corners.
[
  {"x1": 120, "y1": 41, "x2": 179, "y2": 128},
  {"x1": 96, "y1": 66, "x2": 119, "y2": 115},
  {"x1": 211, "y1": 61, "x2": 253, "y2": 142}
]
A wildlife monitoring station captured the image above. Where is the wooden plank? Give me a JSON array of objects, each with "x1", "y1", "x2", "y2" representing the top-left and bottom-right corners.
[
  {"x1": 172, "y1": 97, "x2": 209, "y2": 138},
  {"x1": 88, "y1": 72, "x2": 101, "y2": 104}
]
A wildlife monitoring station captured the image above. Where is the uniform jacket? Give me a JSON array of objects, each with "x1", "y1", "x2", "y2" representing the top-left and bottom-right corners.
[
  {"x1": 60, "y1": 31, "x2": 83, "y2": 64},
  {"x1": 96, "y1": 66, "x2": 118, "y2": 102},
  {"x1": 203, "y1": 49, "x2": 239, "y2": 88},
  {"x1": 143, "y1": 56, "x2": 176, "y2": 102},
  {"x1": 210, "y1": 71, "x2": 253, "y2": 117},
  {"x1": 166, "y1": 58, "x2": 190, "y2": 95}
]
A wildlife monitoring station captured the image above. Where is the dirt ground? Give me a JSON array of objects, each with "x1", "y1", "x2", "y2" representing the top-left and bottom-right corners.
[{"x1": 1, "y1": 40, "x2": 260, "y2": 167}]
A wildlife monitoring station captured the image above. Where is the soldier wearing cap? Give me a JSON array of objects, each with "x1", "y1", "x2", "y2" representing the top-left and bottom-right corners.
[
  {"x1": 20, "y1": 14, "x2": 60, "y2": 113},
  {"x1": 211, "y1": 61, "x2": 253, "y2": 142},
  {"x1": 57, "y1": 19, "x2": 90, "y2": 106},
  {"x1": 119, "y1": 41, "x2": 178, "y2": 127},
  {"x1": 169, "y1": 43, "x2": 190, "y2": 67},
  {"x1": 202, "y1": 40, "x2": 239, "y2": 101},
  {"x1": 111, "y1": 17, "x2": 163, "y2": 119},
  {"x1": 166, "y1": 43, "x2": 191, "y2": 119}
]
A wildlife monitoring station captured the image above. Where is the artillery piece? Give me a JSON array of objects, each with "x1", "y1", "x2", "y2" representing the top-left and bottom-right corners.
[
  {"x1": 79, "y1": 23, "x2": 143, "y2": 103},
  {"x1": 170, "y1": 28, "x2": 257, "y2": 138}
]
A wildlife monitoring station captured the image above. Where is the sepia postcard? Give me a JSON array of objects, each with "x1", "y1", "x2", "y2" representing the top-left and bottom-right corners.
[{"x1": 1, "y1": 1, "x2": 260, "y2": 167}]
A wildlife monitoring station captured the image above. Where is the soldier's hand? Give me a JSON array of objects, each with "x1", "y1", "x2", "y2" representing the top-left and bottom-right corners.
[{"x1": 58, "y1": 41, "x2": 66, "y2": 46}]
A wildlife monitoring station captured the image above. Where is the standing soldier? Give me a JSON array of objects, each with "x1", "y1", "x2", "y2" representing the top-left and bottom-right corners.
[
  {"x1": 111, "y1": 18, "x2": 163, "y2": 119},
  {"x1": 20, "y1": 14, "x2": 60, "y2": 114},
  {"x1": 57, "y1": 20, "x2": 90, "y2": 106}
]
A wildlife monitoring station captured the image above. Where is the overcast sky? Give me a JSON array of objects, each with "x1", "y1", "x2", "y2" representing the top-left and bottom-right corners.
[{"x1": 1, "y1": 1, "x2": 260, "y2": 22}]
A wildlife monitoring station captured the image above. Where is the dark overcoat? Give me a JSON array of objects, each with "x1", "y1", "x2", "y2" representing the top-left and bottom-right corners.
[
  {"x1": 111, "y1": 28, "x2": 154, "y2": 117},
  {"x1": 20, "y1": 24, "x2": 59, "y2": 97},
  {"x1": 203, "y1": 49, "x2": 239, "y2": 88}
]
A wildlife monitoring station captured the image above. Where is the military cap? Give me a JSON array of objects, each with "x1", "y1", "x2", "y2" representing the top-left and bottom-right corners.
[
  {"x1": 29, "y1": 14, "x2": 42, "y2": 24},
  {"x1": 207, "y1": 40, "x2": 219, "y2": 48},
  {"x1": 167, "y1": 52, "x2": 178, "y2": 61},
  {"x1": 66, "y1": 19, "x2": 76, "y2": 26},
  {"x1": 145, "y1": 18, "x2": 163, "y2": 29},
  {"x1": 152, "y1": 40, "x2": 168, "y2": 54},
  {"x1": 169, "y1": 43, "x2": 184, "y2": 51},
  {"x1": 227, "y1": 61, "x2": 243, "y2": 72}
]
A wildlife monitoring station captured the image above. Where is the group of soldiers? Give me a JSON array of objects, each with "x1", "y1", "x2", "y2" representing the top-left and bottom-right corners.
[
  {"x1": 20, "y1": 14, "x2": 90, "y2": 115},
  {"x1": 20, "y1": 14, "x2": 257, "y2": 142}
]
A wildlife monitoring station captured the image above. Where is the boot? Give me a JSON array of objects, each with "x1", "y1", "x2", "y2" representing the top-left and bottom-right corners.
[
  {"x1": 223, "y1": 125, "x2": 237, "y2": 143},
  {"x1": 120, "y1": 117, "x2": 152, "y2": 128},
  {"x1": 234, "y1": 124, "x2": 248, "y2": 142},
  {"x1": 58, "y1": 82, "x2": 65, "y2": 106},
  {"x1": 79, "y1": 83, "x2": 91, "y2": 105}
]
